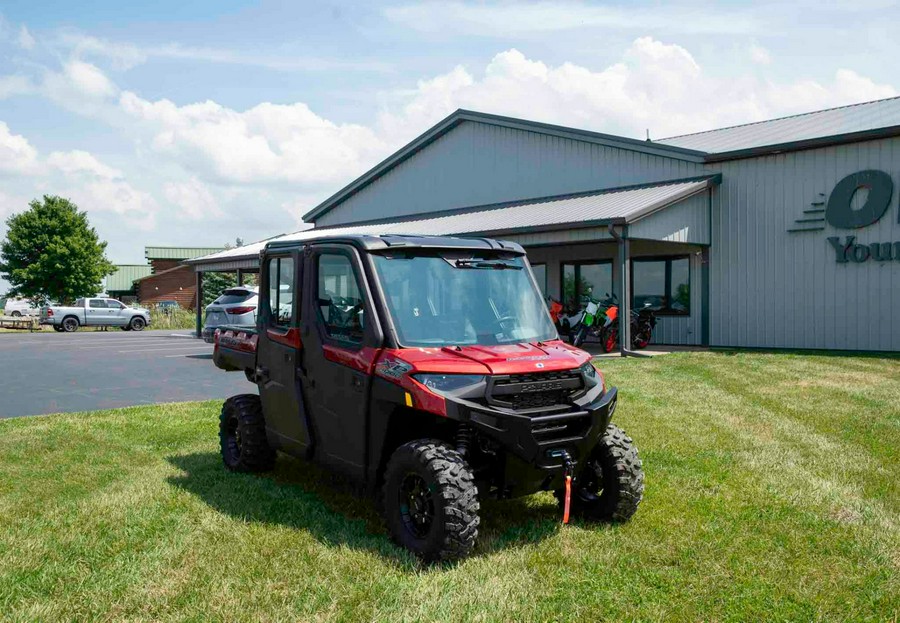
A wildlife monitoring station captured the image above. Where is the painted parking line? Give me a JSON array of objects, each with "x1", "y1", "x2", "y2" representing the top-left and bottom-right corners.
[
  {"x1": 72, "y1": 341, "x2": 198, "y2": 350},
  {"x1": 164, "y1": 352, "x2": 214, "y2": 358},
  {"x1": 117, "y1": 345, "x2": 212, "y2": 354}
]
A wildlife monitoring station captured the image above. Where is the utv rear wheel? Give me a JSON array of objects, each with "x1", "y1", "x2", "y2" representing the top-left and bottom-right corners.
[
  {"x1": 219, "y1": 394, "x2": 275, "y2": 473},
  {"x1": 558, "y1": 424, "x2": 644, "y2": 521},
  {"x1": 382, "y1": 440, "x2": 480, "y2": 562}
]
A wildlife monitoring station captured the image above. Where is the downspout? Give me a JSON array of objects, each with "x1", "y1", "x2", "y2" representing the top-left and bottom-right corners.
[{"x1": 607, "y1": 223, "x2": 650, "y2": 358}]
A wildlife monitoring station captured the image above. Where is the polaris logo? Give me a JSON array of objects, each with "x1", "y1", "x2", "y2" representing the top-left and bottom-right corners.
[
  {"x1": 535, "y1": 362, "x2": 545, "y2": 368},
  {"x1": 521, "y1": 381, "x2": 563, "y2": 393}
]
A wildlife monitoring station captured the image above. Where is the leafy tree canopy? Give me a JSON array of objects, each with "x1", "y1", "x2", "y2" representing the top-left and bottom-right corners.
[{"x1": 0, "y1": 195, "x2": 116, "y2": 304}]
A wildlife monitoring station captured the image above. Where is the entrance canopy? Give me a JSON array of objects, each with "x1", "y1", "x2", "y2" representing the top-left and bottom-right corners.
[{"x1": 189, "y1": 175, "x2": 719, "y2": 272}]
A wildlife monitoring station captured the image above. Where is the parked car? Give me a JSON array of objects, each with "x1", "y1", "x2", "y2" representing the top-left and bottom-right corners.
[
  {"x1": 3, "y1": 298, "x2": 40, "y2": 317},
  {"x1": 212, "y1": 234, "x2": 641, "y2": 562},
  {"x1": 202, "y1": 286, "x2": 258, "y2": 343},
  {"x1": 40, "y1": 297, "x2": 151, "y2": 332}
]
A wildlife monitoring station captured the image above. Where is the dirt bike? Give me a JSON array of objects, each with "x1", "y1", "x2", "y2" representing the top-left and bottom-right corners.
[
  {"x1": 548, "y1": 296, "x2": 583, "y2": 342},
  {"x1": 571, "y1": 297, "x2": 609, "y2": 348},
  {"x1": 631, "y1": 303, "x2": 657, "y2": 349},
  {"x1": 598, "y1": 296, "x2": 657, "y2": 352}
]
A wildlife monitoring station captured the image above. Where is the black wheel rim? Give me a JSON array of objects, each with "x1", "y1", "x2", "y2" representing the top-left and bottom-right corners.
[
  {"x1": 577, "y1": 459, "x2": 605, "y2": 503},
  {"x1": 399, "y1": 473, "x2": 435, "y2": 539},
  {"x1": 64, "y1": 319, "x2": 76, "y2": 331},
  {"x1": 225, "y1": 414, "x2": 241, "y2": 461},
  {"x1": 133, "y1": 319, "x2": 144, "y2": 329}
]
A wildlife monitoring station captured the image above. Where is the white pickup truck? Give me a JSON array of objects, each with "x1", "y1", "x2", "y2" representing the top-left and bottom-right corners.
[{"x1": 40, "y1": 297, "x2": 152, "y2": 332}]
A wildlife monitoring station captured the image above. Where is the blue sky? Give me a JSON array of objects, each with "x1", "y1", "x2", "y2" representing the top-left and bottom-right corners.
[{"x1": 1, "y1": 0, "x2": 900, "y2": 293}]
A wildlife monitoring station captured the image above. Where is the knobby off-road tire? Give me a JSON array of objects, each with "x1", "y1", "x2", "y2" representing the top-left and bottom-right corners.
[
  {"x1": 557, "y1": 423, "x2": 644, "y2": 522},
  {"x1": 219, "y1": 394, "x2": 275, "y2": 473},
  {"x1": 382, "y1": 440, "x2": 480, "y2": 562},
  {"x1": 572, "y1": 324, "x2": 589, "y2": 347}
]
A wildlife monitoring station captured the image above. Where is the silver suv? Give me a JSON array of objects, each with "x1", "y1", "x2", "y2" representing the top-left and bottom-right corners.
[{"x1": 202, "y1": 286, "x2": 258, "y2": 343}]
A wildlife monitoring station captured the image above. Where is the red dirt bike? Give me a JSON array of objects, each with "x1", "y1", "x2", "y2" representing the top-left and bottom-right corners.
[{"x1": 598, "y1": 296, "x2": 656, "y2": 352}]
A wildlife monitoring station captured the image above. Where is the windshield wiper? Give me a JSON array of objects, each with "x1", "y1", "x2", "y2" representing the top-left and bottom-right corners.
[{"x1": 453, "y1": 259, "x2": 522, "y2": 270}]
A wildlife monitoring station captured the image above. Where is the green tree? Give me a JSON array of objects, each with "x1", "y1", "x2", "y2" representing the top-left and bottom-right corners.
[
  {"x1": 202, "y1": 271, "x2": 238, "y2": 307},
  {"x1": 0, "y1": 196, "x2": 116, "y2": 304}
]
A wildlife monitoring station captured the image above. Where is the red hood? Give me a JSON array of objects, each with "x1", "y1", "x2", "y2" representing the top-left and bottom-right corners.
[{"x1": 383, "y1": 339, "x2": 590, "y2": 376}]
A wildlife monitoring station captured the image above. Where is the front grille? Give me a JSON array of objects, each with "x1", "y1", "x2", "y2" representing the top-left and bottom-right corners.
[{"x1": 488, "y1": 369, "x2": 584, "y2": 413}]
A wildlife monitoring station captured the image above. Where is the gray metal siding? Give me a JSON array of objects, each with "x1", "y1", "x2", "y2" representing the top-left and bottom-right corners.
[
  {"x1": 629, "y1": 190, "x2": 711, "y2": 245},
  {"x1": 707, "y1": 136, "x2": 900, "y2": 351},
  {"x1": 316, "y1": 121, "x2": 708, "y2": 227}
]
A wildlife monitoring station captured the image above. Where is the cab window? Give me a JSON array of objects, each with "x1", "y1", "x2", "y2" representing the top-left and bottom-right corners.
[
  {"x1": 89, "y1": 299, "x2": 107, "y2": 308},
  {"x1": 316, "y1": 253, "x2": 364, "y2": 345},
  {"x1": 267, "y1": 257, "x2": 294, "y2": 327}
]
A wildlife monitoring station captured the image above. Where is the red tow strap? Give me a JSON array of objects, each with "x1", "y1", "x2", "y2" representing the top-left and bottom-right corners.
[{"x1": 563, "y1": 474, "x2": 572, "y2": 524}]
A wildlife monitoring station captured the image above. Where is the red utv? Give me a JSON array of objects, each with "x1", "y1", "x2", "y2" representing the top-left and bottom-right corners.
[{"x1": 213, "y1": 234, "x2": 643, "y2": 561}]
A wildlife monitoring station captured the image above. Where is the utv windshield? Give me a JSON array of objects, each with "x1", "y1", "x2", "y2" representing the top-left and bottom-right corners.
[{"x1": 372, "y1": 252, "x2": 557, "y2": 347}]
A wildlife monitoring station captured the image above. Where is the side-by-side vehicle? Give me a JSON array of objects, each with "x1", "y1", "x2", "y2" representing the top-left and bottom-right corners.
[{"x1": 212, "y1": 234, "x2": 643, "y2": 561}]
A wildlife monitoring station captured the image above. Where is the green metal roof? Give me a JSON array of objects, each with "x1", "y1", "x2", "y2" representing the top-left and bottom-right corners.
[
  {"x1": 144, "y1": 246, "x2": 224, "y2": 260},
  {"x1": 105, "y1": 265, "x2": 152, "y2": 292}
]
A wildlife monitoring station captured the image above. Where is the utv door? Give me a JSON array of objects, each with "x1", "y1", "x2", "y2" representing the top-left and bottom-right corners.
[
  {"x1": 300, "y1": 245, "x2": 383, "y2": 480},
  {"x1": 257, "y1": 252, "x2": 312, "y2": 456}
]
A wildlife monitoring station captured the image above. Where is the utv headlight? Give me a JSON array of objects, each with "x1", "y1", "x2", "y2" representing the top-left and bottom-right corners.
[
  {"x1": 579, "y1": 362, "x2": 601, "y2": 388},
  {"x1": 412, "y1": 374, "x2": 485, "y2": 392}
]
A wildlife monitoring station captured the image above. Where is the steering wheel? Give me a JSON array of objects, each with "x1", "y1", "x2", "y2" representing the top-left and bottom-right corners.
[{"x1": 492, "y1": 316, "x2": 518, "y2": 330}]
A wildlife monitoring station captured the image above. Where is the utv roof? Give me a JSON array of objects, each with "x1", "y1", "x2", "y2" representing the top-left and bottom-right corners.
[{"x1": 264, "y1": 233, "x2": 526, "y2": 254}]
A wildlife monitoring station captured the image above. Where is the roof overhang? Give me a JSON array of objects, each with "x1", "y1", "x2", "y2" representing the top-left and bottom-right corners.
[{"x1": 189, "y1": 175, "x2": 719, "y2": 271}]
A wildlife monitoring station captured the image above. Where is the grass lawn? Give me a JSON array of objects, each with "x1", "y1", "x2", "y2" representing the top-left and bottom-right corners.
[{"x1": 0, "y1": 352, "x2": 898, "y2": 622}]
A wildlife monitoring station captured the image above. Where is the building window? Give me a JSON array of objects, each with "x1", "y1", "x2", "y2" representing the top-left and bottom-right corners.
[
  {"x1": 531, "y1": 263, "x2": 547, "y2": 297},
  {"x1": 631, "y1": 256, "x2": 691, "y2": 316},
  {"x1": 561, "y1": 261, "x2": 612, "y2": 310}
]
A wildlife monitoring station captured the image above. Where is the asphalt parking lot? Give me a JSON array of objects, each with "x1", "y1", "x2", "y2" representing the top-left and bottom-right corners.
[{"x1": 0, "y1": 330, "x2": 252, "y2": 418}]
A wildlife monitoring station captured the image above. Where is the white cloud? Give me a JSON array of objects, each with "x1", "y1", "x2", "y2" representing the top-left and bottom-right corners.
[
  {"x1": 59, "y1": 33, "x2": 391, "y2": 73},
  {"x1": 62, "y1": 60, "x2": 117, "y2": 98},
  {"x1": 749, "y1": 44, "x2": 772, "y2": 65},
  {"x1": 47, "y1": 150, "x2": 122, "y2": 179},
  {"x1": 164, "y1": 177, "x2": 221, "y2": 220},
  {"x1": 119, "y1": 93, "x2": 386, "y2": 187},
  {"x1": 0, "y1": 122, "x2": 40, "y2": 175},
  {"x1": 17, "y1": 25, "x2": 35, "y2": 50},
  {"x1": 68, "y1": 179, "x2": 158, "y2": 230},
  {"x1": 0, "y1": 75, "x2": 33, "y2": 100},
  {"x1": 378, "y1": 39, "x2": 898, "y2": 141},
  {"x1": 383, "y1": 1, "x2": 763, "y2": 36}
]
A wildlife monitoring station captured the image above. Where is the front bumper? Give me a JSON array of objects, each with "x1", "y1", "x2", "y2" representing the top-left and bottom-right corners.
[{"x1": 445, "y1": 386, "x2": 618, "y2": 496}]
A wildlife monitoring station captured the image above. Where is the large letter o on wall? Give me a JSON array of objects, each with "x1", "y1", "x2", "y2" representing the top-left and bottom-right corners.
[{"x1": 825, "y1": 170, "x2": 893, "y2": 229}]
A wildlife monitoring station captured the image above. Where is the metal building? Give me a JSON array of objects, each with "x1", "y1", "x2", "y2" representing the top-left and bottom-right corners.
[{"x1": 191, "y1": 99, "x2": 900, "y2": 352}]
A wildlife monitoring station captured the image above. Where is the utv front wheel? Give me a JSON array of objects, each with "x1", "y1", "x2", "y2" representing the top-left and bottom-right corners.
[
  {"x1": 558, "y1": 424, "x2": 644, "y2": 521},
  {"x1": 219, "y1": 394, "x2": 275, "y2": 473},
  {"x1": 382, "y1": 440, "x2": 480, "y2": 562}
]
